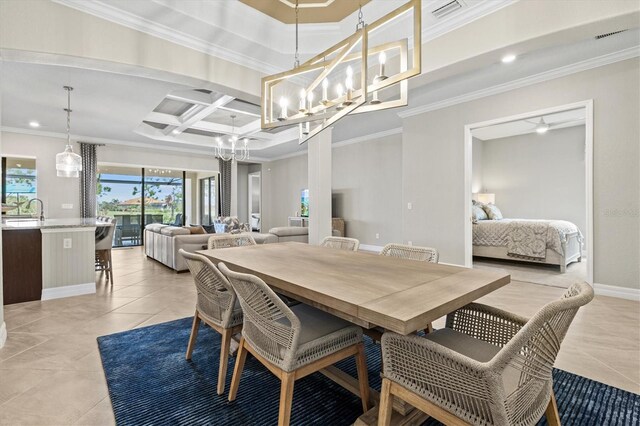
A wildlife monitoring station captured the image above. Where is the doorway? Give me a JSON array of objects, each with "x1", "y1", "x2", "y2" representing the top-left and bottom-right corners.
[
  {"x1": 248, "y1": 171, "x2": 261, "y2": 232},
  {"x1": 463, "y1": 100, "x2": 593, "y2": 285}
]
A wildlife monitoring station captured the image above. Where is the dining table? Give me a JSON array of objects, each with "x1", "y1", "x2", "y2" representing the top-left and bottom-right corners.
[{"x1": 198, "y1": 242, "x2": 511, "y2": 425}]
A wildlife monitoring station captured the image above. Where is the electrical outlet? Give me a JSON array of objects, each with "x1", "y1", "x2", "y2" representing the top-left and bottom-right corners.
[
  {"x1": 407, "y1": 202, "x2": 412, "y2": 210},
  {"x1": 63, "y1": 238, "x2": 72, "y2": 249},
  {"x1": 62, "y1": 204, "x2": 73, "y2": 210},
  {"x1": 375, "y1": 233, "x2": 380, "y2": 239}
]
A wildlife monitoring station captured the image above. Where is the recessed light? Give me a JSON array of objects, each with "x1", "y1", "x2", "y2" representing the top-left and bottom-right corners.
[
  {"x1": 501, "y1": 54, "x2": 517, "y2": 64},
  {"x1": 171, "y1": 129, "x2": 180, "y2": 135},
  {"x1": 29, "y1": 121, "x2": 40, "y2": 128}
]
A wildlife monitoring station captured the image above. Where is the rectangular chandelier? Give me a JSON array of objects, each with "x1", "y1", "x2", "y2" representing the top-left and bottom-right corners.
[{"x1": 260, "y1": 0, "x2": 422, "y2": 144}]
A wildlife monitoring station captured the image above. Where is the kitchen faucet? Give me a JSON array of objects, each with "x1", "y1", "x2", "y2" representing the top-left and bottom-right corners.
[{"x1": 28, "y1": 198, "x2": 45, "y2": 221}]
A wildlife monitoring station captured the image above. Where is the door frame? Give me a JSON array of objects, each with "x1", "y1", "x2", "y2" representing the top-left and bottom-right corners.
[
  {"x1": 463, "y1": 99, "x2": 594, "y2": 285},
  {"x1": 248, "y1": 171, "x2": 261, "y2": 232}
]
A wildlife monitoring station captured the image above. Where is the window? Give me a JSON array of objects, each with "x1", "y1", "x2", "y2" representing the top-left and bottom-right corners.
[
  {"x1": 2, "y1": 157, "x2": 37, "y2": 216},
  {"x1": 144, "y1": 168, "x2": 184, "y2": 227}
]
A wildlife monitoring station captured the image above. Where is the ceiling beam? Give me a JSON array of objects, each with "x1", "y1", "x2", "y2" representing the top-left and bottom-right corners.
[
  {"x1": 166, "y1": 89, "x2": 217, "y2": 106},
  {"x1": 165, "y1": 95, "x2": 235, "y2": 136}
]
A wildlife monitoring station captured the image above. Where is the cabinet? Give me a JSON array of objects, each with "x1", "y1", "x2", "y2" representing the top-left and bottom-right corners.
[{"x1": 2, "y1": 229, "x2": 43, "y2": 305}]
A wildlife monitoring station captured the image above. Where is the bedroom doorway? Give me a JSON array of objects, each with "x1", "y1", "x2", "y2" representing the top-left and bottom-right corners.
[{"x1": 463, "y1": 100, "x2": 593, "y2": 286}]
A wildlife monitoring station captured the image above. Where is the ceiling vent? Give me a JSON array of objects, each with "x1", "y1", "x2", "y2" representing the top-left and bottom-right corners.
[
  {"x1": 432, "y1": 0, "x2": 463, "y2": 19},
  {"x1": 595, "y1": 29, "x2": 627, "y2": 40}
]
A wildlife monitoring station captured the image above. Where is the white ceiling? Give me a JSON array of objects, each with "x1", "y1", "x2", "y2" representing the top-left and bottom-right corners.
[
  {"x1": 472, "y1": 108, "x2": 586, "y2": 141},
  {"x1": 1, "y1": 2, "x2": 638, "y2": 160}
]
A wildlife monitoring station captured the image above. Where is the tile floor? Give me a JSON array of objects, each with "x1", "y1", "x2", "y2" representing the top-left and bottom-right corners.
[{"x1": 0, "y1": 247, "x2": 638, "y2": 425}]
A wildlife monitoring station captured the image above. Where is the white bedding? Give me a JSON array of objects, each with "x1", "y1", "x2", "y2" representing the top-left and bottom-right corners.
[{"x1": 473, "y1": 219, "x2": 582, "y2": 255}]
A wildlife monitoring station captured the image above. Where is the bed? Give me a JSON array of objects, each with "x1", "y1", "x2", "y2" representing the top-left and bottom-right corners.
[{"x1": 473, "y1": 219, "x2": 583, "y2": 272}]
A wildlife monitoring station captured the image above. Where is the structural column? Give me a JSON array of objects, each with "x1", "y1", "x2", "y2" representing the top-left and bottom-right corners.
[
  {"x1": 308, "y1": 128, "x2": 332, "y2": 245},
  {"x1": 230, "y1": 159, "x2": 238, "y2": 217}
]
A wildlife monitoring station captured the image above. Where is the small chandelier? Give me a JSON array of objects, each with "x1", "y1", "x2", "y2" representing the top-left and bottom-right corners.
[
  {"x1": 56, "y1": 86, "x2": 82, "y2": 178},
  {"x1": 214, "y1": 115, "x2": 249, "y2": 162}
]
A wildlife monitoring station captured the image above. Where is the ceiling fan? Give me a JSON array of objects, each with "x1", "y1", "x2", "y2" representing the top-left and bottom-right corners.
[{"x1": 525, "y1": 116, "x2": 584, "y2": 134}]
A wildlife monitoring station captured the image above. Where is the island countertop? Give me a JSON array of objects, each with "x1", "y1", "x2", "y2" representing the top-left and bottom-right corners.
[{"x1": 1, "y1": 217, "x2": 113, "y2": 230}]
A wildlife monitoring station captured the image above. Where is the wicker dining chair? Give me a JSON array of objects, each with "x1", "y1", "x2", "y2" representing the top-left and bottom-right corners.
[
  {"x1": 95, "y1": 218, "x2": 116, "y2": 284},
  {"x1": 219, "y1": 263, "x2": 370, "y2": 426},
  {"x1": 179, "y1": 249, "x2": 243, "y2": 395},
  {"x1": 380, "y1": 243, "x2": 439, "y2": 263},
  {"x1": 378, "y1": 281, "x2": 594, "y2": 426},
  {"x1": 208, "y1": 233, "x2": 256, "y2": 249},
  {"x1": 321, "y1": 236, "x2": 360, "y2": 251}
]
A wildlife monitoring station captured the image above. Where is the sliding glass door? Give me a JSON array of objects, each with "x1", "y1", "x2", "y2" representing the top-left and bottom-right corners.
[
  {"x1": 97, "y1": 166, "x2": 143, "y2": 247},
  {"x1": 144, "y1": 168, "x2": 185, "y2": 227},
  {"x1": 97, "y1": 166, "x2": 187, "y2": 247}
]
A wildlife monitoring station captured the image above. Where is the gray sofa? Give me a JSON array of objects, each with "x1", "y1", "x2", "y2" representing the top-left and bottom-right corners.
[{"x1": 144, "y1": 224, "x2": 309, "y2": 271}]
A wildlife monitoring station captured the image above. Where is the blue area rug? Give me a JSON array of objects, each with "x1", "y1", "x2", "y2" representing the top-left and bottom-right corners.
[{"x1": 97, "y1": 317, "x2": 639, "y2": 425}]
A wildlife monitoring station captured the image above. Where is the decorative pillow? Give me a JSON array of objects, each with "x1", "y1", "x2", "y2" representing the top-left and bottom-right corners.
[
  {"x1": 472, "y1": 205, "x2": 488, "y2": 223},
  {"x1": 482, "y1": 203, "x2": 503, "y2": 220},
  {"x1": 184, "y1": 225, "x2": 206, "y2": 235},
  {"x1": 201, "y1": 224, "x2": 216, "y2": 234}
]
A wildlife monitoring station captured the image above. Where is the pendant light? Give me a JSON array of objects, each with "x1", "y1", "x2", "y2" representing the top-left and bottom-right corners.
[{"x1": 56, "y1": 86, "x2": 82, "y2": 178}]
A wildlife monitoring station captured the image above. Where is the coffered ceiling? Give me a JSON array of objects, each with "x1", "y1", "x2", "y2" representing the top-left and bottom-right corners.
[{"x1": 239, "y1": 0, "x2": 370, "y2": 24}]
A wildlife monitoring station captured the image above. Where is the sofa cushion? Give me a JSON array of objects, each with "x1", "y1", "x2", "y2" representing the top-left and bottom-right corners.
[
  {"x1": 184, "y1": 225, "x2": 206, "y2": 235},
  {"x1": 160, "y1": 226, "x2": 190, "y2": 236},
  {"x1": 253, "y1": 233, "x2": 278, "y2": 244},
  {"x1": 269, "y1": 226, "x2": 309, "y2": 237},
  {"x1": 146, "y1": 223, "x2": 169, "y2": 233}
]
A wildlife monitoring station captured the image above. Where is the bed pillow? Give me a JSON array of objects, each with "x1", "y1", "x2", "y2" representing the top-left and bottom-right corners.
[
  {"x1": 472, "y1": 205, "x2": 488, "y2": 223},
  {"x1": 482, "y1": 203, "x2": 503, "y2": 220}
]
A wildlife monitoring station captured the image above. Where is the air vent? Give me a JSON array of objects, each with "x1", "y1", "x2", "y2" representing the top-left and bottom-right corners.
[
  {"x1": 595, "y1": 29, "x2": 627, "y2": 40},
  {"x1": 432, "y1": 0, "x2": 463, "y2": 19}
]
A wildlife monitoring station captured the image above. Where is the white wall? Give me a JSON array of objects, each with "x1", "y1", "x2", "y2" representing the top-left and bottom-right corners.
[
  {"x1": 261, "y1": 134, "x2": 403, "y2": 246},
  {"x1": 476, "y1": 126, "x2": 586, "y2": 242},
  {"x1": 1, "y1": 131, "x2": 218, "y2": 219},
  {"x1": 403, "y1": 59, "x2": 639, "y2": 290}
]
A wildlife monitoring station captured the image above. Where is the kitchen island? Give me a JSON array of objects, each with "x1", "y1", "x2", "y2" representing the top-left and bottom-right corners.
[{"x1": 2, "y1": 218, "x2": 112, "y2": 304}]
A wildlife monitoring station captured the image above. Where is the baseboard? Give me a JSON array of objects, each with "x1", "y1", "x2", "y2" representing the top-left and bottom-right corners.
[
  {"x1": 0, "y1": 322, "x2": 6, "y2": 349},
  {"x1": 593, "y1": 283, "x2": 640, "y2": 301},
  {"x1": 359, "y1": 244, "x2": 383, "y2": 253},
  {"x1": 41, "y1": 282, "x2": 96, "y2": 300}
]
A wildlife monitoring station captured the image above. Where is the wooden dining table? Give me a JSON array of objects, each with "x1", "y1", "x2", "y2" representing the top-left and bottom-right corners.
[{"x1": 198, "y1": 242, "x2": 510, "y2": 424}]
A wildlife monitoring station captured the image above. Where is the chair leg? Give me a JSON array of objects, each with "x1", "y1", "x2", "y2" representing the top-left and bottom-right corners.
[
  {"x1": 423, "y1": 322, "x2": 433, "y2": 334},
  {"x1": 217, "y1": 328, "x2": 232, "y2": 395},
  {"x1": 185, "y1": 311, "x2": 201, "y2": 360},
  {"x1": 108, "y1": 250, "x2": 114, "y2": 284},
  {"x1": 378, "y1": 378, "x2": 394, "y2": 426},
  {"x1": 278, "y1": 372, "x2": 295, "y2": 426},
  {"x1": 545, "y1": 391, "x2": 561, "y2": 426},
  {"x1": 228, "y1": 337, "x2": 248, "y2": 402},
  {"x1": 354, "y1": 343, "x2": 371, "y2": 412}
]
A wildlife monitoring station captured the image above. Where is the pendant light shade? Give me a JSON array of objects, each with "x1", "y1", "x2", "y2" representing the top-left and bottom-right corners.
[
  {"x1": 56, "y1": 86, "x2": 82, "y2": 178},
  {"x1": 56, "y1": 145, "x2": 82, "y2": 178}
]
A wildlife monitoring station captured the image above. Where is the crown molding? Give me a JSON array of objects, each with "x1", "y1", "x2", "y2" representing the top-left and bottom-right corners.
[
  {"x1": 1, "y1": 126, "x2": 216, "y2": 157},
  {"x1": 398, "y1": 46, "x2": 640, "y2": 118},
  {"x1": 52, "y1": 0, "x2": 283, "y2": 75}
]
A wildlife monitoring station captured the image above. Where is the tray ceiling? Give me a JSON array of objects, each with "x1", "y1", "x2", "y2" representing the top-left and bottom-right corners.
[{"x1": 239, "y1": 0, "x2": 370, "y2": 24}]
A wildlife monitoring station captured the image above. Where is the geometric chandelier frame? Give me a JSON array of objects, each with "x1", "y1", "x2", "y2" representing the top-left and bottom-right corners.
[{"x1": 260, "y1": 0, "x2": 422, "y2": 144}]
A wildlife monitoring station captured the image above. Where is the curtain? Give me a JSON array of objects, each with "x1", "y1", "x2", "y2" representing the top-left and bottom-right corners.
[
  {"x1": 219, "y1": 158, "x2": 231, "y2": 217},
  {"x1": 79, "y1": 142, "x2": 98, "y2": 218}
]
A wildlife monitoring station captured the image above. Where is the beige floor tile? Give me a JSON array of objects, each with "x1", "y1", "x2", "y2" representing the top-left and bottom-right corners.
[
  {"x1": 0, "y1": 334, "x2": 98, "y2": 371},
  {"x1": 0, "y1": 370, "x2": 108, "y2": 425},
  {"x1": 0, "y1": 333, "x2": 50, "y2": 362},
  {"x1": 73, "y1": 398, "x2": 115, "y2": 426},
  {"x1": 0, "y1": 369, "x2": 57, "y2": 406}
]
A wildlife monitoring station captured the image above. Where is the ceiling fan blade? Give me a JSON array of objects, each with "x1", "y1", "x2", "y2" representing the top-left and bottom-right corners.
[{"x1": 548, "y1": 118, "x2": 585, "y2": 128}]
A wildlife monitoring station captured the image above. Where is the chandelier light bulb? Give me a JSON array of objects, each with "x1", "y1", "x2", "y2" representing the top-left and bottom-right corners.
[
  {"x1": 379, "y1": 51, "x2": 388, "y2": 79},
  {"x1": 336, "y1": 83, "x2": 344, "y2": 97},
  {"x1": 299, "y1": 89, "x2": 306, "y2": 113},
  {"x1": 278, "y1": 97, "x2": 288, "y2": 121},
  {"x1": 322, "y1": 78, "x2": 329, "y2": 103}
]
